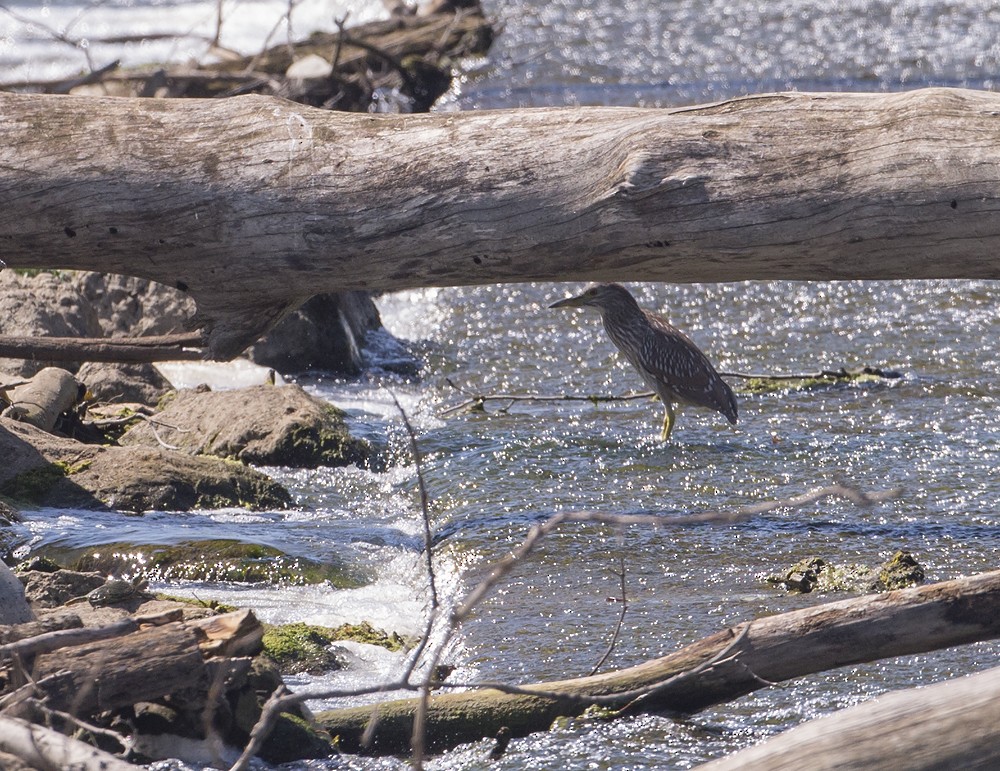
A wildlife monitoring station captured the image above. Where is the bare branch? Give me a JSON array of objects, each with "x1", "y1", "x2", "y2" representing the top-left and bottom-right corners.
[
  {"x1": 588, "y1": 552, "x2": 627, "y2": 677},
  {"x1": 441, "y1": 366, "x2": 903, "y2": 416}
]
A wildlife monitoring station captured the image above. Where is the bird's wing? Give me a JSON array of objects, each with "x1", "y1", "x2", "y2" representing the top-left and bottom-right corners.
[{"x1": 639, "y1": 316, "x2": 737, "y2": 420}]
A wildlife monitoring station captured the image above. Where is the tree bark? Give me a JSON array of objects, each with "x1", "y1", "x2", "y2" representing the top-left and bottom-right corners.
[
  {"x1": 315, "y1": 569, "x2": 1000, "y2": 754},
  {"x1": 3, "y1": 87, "x2": 1000, "y2": 357},
  {"x1": 2, "y1": 367, "x2": 81, "y2": 431},
  {"x1": 0, "y1": 715, "x2": 135, "y2": 771},
  {"x1": 30, "y1": 622, "x2": 207, "y2": 714},
  {"x1": 696, "y1": 664, "x2": 1000, "y2": 771},
  {"x1": 0, "y1": 334, "x2": 204, "y2": 364}
]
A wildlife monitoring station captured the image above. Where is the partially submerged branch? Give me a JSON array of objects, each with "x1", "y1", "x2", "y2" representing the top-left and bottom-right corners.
[
  {"x1": 230, "y1": 483, "x2": 901, "y2": 758},
  {"x1": 315, "y1": 568, "x2": 1000, "y2": 754},
  {"x1": 441, "y1": 366, "x2": 903, "y2": 415}
]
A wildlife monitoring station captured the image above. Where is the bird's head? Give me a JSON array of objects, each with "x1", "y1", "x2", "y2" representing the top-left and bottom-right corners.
[{"x1": 549, "y1": 283, "x2": 635, "y2": 311}]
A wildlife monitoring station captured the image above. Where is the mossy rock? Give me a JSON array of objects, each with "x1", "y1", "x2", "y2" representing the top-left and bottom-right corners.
[
  {"x1": 741, "y1": 369, "x2": 896, "y2": 395},
  {"x1": 120, "y1": 384, "x2": 370, "y2": 469},
  {"x1": 0, "y1": 463, "x2": 68, "y2": 503},
  {"x1": 258, "y1": 713, "x2": 334, "y2": 764},
  {"x1": 879, "y1": 550, "x2": 925, "y2": 589},
  {"x1": 0, "y1": 419, "x2": 291, "y2": 512},
  {"x1": 36, "y1": 539, "x2": 366, "y2": 587},
  {"x1": 767, "y1": 551, "x2": 924, "y2": 594},
  {"x1": 263, "y1": 620, "x2": 409, "y2": 674},
  {"x1": 262, "y1": 622, "x2": 345, "y2": 674}
]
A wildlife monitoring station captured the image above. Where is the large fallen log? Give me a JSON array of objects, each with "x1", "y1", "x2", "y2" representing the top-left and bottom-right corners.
[
  {"x1": 29, "y1": 621, "x2": 207, "y2": 714},
  {"x1": 315, "y1": 569, "x2": 1000, "y2": 754},
  {"x1": 2, "y1": 87, "x2": 1000, "y2": 357},
  {"x1": 697, "y1": 664, "x2": 1000, "y2": 770}
]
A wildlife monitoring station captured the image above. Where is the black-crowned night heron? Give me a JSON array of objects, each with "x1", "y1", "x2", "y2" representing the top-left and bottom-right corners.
[{"x1": 550, "y1": 283, "x2": 738, "y2": 440}]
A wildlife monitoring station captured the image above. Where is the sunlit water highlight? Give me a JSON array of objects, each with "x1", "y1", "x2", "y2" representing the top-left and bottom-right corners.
[{"x1": 4, "y1": 0, "x2": 1000, "y2": 767}]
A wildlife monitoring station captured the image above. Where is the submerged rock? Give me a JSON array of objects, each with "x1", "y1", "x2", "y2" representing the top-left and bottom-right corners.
[
  {"x1": 39, "y1": 538, "x2": 365, "y2": 587},
  {"x1": 119, "y1": 384, "x2": 370, "y2": 468},
  {"x1": 0, "y1": 417, "x2": 290, "y2": 512},
  {"x1": 767, "y1": 551, "x2": 925, "y2": 594}
]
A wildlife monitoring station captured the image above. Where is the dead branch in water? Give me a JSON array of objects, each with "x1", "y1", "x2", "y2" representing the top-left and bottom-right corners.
[
  {"x1": 440, "y1": 366, "x2": 903, "y2": 416},
  {"x1": 231, "y1": 481, "x2": 904, "y2": 765}
]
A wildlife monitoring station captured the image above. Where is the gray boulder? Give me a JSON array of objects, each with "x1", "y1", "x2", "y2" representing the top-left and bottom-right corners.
[{"x1": 120, "y1": 384, "x2": 370, "y2": 468}]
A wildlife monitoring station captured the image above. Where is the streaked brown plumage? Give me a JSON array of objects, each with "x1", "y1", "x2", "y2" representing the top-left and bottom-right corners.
[{"x1": 550, "y1": 283, "x2": 737, "y2": 440}]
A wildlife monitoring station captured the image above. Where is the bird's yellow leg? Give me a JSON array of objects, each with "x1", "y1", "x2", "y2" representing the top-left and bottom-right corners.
[{"x1": 660, "y1": 402, "x2": 676, "y2": 441}]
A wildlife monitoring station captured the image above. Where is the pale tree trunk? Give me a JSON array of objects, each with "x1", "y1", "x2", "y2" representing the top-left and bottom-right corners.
[
  {"x1": 0, "y1": 716, "x2": 135, "y2": 771},
  {"x1": 696, "y1": 664, "x2": 1000, "y2": 771},
  {"x1": 2, "y1": 88, "x2": 1000, "y2": 357}
]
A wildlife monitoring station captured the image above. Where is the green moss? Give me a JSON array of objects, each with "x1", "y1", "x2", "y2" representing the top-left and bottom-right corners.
[
  {"x1": 262, "y1": 620, "x2": 408, "y2": 674},
  {"x1": 155, "y1": 390, "x2": 179, "y2": 411},
  {"x1": 879, "y1": 550, "x2": 925, "y2": 589},
  {"x1": 258, "y1": 712, "x2": 334, "y2": 764},
  {"x1": 741, "y1": 368, "x2": 899, "y2": 395},
  {"x1": 768, "y1": 551, "x2": 925, "y2": 594},
  {"x1": 37, "y1": 539, "x2": 366, "y2": 587},
  {"x1": 263, "y1": 623, "x2": 344, "y2": 674},
  {"x1": 0, "y1": 463, "x2": 67, "y2": 503},
  {"x1": 262, "y1": 419, "x2": 370, "y2": 468},
  {"x1": 328, "y1": 620, "x2": 409, "y2": 651},
  {"x1": 54, "y1": 459, "x2": 92, "y2": 475}
]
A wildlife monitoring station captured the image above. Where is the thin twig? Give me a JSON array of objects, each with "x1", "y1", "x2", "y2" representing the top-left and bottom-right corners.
[
  {"x1": 588, "y1": 552, "x2": 627, "y2": 677},
  {"x1": 440, "y1": 366, "x2": 903, "y2": 416},
  {"x1": 331, "y1": 13, "x2": 350, "y2": 70},
  {"x1": 40, "y1": 702, "x2": 131, "y2": 751},
  {"x1": 390, "y1": 394, "x2": 441, "y2": 769}
]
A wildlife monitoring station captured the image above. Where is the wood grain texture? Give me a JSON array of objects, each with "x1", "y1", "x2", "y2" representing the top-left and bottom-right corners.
[
  {"x1": 697, "y1": 664, "x2": 1000, "y2": 770},
  {"x1": 3, "y1": 88, "x2": 999, "y2": 355}
]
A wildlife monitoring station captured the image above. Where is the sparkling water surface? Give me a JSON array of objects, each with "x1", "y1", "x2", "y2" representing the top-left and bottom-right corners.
[{"x1": 4, "y1": 0, "x2": 1000, "y2": 768}]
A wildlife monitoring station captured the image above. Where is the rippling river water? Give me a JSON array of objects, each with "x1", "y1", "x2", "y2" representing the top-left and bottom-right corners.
[{"x1": 5, "y1": 0, "x2": 1000, "y2": 768}]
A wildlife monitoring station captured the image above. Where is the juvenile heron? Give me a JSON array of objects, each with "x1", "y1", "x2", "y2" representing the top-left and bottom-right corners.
[{"x1": 550, "y1": 283, "x2": 737, "y2": 440}]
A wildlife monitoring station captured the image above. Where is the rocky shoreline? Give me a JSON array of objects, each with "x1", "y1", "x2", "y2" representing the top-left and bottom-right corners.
[{"x1": 0, "y1": 271, "x2": 407, "y2": 765}]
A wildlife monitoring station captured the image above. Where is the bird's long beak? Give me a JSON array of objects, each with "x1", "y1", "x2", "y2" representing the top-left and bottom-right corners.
[{"x1": 549, "y1": 294, "x2": 585, "y2": 309}]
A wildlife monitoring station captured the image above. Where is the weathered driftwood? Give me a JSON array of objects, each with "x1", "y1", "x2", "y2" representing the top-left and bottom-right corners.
[
  {"x1": 2, "y1": 87, "x2": 999, "y2": 357},
  {"x1": 0, "y1": 610, "x2": 182, "y2": 662},
  {"x1": 0, "y1": 333, "x2": 204, "y2": 364},
  {"x1": 30, "y1": 622, "x2": 207, "y2": 713},
  {"x1": 697, "y1": 664, "x2": 1000, "y2": 771},
  {"x1": 0, "y1": 613, "x2": 81, "y2": 644},
  {"x1": 2, "y1": 367, "x2": 81, "y2": 431},
  {"x1": 3, "y1": 6, "x2": 494, "y2": 112},
  {"x1": 0, "y1": 715, "x2": 135, "y2": 771},
  {"x1": 316, "y1": 569, "x2": 1000, "y2": 754},
  {"x1": 0, "y1": 608, "x2": 275, "y2": 769},
  {"x1": 189, "y1": 607, "x2": 265, "y2": 658}
]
